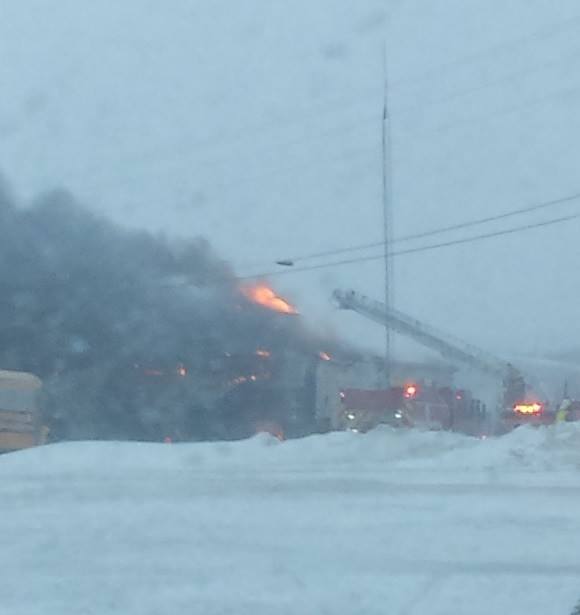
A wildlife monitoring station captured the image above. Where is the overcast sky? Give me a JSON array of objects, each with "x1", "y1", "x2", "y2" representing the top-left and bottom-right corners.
[{"x1": 1, "y1": 0, "x2": 579, "y2": 360}]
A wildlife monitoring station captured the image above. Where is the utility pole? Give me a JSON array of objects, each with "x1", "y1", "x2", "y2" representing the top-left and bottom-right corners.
[{"x1": 381, "y1": 45, "x2": 394, "y2": 387}]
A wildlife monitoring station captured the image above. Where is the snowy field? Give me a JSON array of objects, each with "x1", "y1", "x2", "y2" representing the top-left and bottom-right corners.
[{"x1": 2, "y1": 426, "x2": 580, "y2": 615}]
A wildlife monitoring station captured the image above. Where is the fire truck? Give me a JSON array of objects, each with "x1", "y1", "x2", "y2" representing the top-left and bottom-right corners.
[
  {"x1": 332, "y1": 289, "x2": 536, "y2": 435},
  {"x1": 338, "y1": 387, "x2": 412, "y2": 433},
  {"x1": 337, "y1": 382, "x2": 488, "y2": 435},
  {"x1": 499, "y1": 401, "x2": 554, "y2": 430},
  {"x1": 339, "y1": 384, "x2": 453, "y2": 432},
  {"x1": 500, "y1": 398, "x2": 580, "y2": 431}
]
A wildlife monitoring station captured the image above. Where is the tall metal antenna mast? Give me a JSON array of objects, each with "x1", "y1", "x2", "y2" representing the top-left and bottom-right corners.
[{"x1": 381, "y1": 44, "x2": 394, "y2": 386}]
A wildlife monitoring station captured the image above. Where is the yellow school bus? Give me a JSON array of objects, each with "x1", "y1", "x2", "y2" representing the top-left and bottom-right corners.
[{"x1": 0, "y1": 370, "x2": 44, "y2": 453}]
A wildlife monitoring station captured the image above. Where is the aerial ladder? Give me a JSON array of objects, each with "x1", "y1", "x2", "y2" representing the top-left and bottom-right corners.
[{"x1": 332, "y1": 289, "x2": 526, "y2": 409}]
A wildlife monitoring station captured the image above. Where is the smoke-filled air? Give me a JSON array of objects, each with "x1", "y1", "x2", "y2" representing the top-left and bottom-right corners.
[{"x1": 0, "y1": 177, "x2": 347, "y2": 442}]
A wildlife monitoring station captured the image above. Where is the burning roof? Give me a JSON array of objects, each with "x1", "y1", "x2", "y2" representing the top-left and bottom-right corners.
[{"x1": 240, "y1": 283, "x2": 298, "y2": 315}]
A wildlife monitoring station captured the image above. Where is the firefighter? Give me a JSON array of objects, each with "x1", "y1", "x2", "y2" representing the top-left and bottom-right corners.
[{"x1": 556, "y1": 399, "x2": 572, "y2": 423}]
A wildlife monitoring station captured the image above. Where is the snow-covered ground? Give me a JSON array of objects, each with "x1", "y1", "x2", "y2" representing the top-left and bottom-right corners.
[{"x1": 2, "y1": 426, "x2": 580, "y2": 614}]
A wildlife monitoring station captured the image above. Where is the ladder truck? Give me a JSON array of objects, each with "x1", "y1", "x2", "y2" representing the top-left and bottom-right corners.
[{"x1": 332, "y1": 290, "x2": 546, "y2": 431}]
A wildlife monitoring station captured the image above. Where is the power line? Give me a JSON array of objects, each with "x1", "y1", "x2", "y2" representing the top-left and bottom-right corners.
[
  {"x1": 391, "y1": 213, "x2": 578, "y2": 257},
  {"x1": 238, "y1": 213, "x2": 579, "y2": 280},
  {"x1": 271, "y1": 191, "x2": 580, "y2": 266}
]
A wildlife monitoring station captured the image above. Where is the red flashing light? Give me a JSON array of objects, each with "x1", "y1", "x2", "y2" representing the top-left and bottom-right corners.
[{"x1": 404, "y1": 384, "x2": 418, "y2": 399}]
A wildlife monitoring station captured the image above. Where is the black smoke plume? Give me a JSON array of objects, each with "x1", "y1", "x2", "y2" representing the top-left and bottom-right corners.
[{"x1": 0, "y1": 178, "x2": 339, "y2": 441}]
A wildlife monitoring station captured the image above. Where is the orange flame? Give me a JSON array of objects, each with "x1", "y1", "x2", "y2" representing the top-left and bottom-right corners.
[
  {"x1": 241, "y1": 284, "x2": 298, "y2": 315},
  {"x1": 513, "y1": 402, "x2": 543, "y2": 415}
]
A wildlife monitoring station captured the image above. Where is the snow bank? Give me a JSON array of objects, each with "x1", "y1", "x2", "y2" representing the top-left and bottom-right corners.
[
  {"x1": 2, "y1": 427, "x2": 580, "y2": 615},
  {"x1": 432, "y1": 423, "x2": 580, "y2": 472},
  {"x1": 2, "y1": 423, "x2": 579, "y2": 478}
]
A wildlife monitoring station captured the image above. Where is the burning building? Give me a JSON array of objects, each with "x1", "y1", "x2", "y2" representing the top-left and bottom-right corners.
[
  {"x1": 240, "y1": 283, "x2": 299, "y2": 315},
  {"x1": 0, "y1": 178, "x2": 468, "y2": 443}
]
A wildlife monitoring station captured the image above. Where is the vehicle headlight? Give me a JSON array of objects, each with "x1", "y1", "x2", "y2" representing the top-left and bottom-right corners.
[{"x1": 346, "y1": 412, "x2": 356, "y2": 421}]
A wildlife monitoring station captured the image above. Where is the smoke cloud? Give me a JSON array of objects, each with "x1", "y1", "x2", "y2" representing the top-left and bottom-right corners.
[{"x1": 0, "y1": 177, "x2": 340, "y2": 441}]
